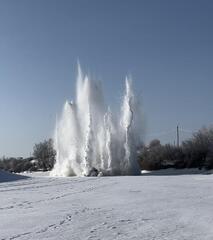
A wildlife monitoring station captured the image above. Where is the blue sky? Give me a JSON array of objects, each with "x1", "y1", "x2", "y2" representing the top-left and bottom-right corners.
[{"x1": 0, "y1": 0, "x2": 213, "y2": 157}]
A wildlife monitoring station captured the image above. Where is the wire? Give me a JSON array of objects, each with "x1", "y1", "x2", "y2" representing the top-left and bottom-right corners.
[{"x1": 147, "y1": 129, "x2": 176, "y2": 137}]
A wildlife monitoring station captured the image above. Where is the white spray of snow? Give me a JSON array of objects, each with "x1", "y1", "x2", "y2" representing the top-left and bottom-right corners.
[{"x1": 51, "y1": 65, "x2": 143, "y2": 176}]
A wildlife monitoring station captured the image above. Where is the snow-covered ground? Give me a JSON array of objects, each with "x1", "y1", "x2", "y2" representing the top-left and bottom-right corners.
[{"x1": 0, "y1": 172, "x2": 213, "y2": 240}]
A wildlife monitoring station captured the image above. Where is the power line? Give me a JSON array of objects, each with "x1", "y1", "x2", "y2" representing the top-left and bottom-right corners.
[
  {"x1": 146, "y1": 129, "x2": 175, "y2": 137},
  {"x1": 147, "y1": 126, "x2": 197, "y2": 145},
  {"x1": 148, "y1": 128, "x2": 197, "y2": 137}
]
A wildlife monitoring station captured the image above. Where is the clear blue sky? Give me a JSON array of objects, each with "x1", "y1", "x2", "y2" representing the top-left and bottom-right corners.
[{"x1": 0, "y1": 0, "x2": 213, "y2": 157}]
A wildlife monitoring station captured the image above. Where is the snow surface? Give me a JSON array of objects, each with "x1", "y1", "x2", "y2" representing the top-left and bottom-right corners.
[
  {"x1": 141, "y1": 168, "x2": 207, "y2": 175},
  {"x1": 0, "y1": 172, "x2": 213, "y2": 240}
]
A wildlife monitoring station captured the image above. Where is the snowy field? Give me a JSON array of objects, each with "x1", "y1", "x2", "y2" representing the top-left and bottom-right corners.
[{"x1": 0, "y1": 171, "x2": 213, "y2": 240}]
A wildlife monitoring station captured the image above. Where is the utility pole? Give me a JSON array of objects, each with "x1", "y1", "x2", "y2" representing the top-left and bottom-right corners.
[{"x1": 177, "y1": 125, "x2": 179, "y2": 147}]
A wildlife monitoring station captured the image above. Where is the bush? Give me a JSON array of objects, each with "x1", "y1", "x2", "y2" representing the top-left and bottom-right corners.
[
  {"x1": 139, "y1": 141, "x2": 185, "y2": 171},
  {"x1": 139, "y1": 140, "x2": 163, "y2": 170}
]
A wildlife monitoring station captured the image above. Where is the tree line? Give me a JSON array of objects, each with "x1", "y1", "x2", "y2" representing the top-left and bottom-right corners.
[
  {"x1": 139, "y1": 126, "x2": 213, "y2": 170},
  {"x1": 0, "y1": 139, "x2": 56, "y2": 173},
  {"x1": 0, "y1": 126, "x2": 213, "y2": 173}
]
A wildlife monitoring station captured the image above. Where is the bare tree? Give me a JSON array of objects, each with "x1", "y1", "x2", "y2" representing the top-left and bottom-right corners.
[{"x1": 33, "y1": 139, "x2": 56, "y2": 171}]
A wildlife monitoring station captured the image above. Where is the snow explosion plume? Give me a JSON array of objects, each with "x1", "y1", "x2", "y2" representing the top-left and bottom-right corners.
[{"x1": 51, "y1": 65, "x2": 143, "y2": 176}]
